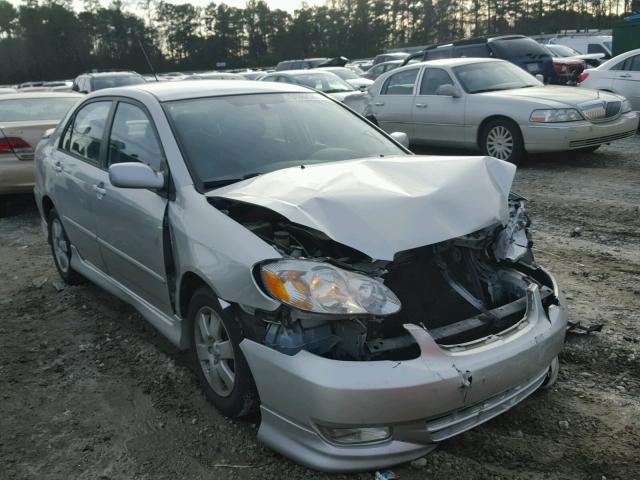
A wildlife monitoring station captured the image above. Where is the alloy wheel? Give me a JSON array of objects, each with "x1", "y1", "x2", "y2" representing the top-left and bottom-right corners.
[
  {"x1": 194, "y1": 306, "x2": 236, "y2": 397},
  {"x1": 486, "y1": 125, "x2": 514, "y2": 161}
]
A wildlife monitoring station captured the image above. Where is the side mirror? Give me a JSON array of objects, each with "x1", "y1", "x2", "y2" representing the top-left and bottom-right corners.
[
  {"x1": 109, "y1": 162, "x2": 165, "y2": 189},
  {"x1": 390, "y1": 131, "x2": 410, "y2": 148},
  {"x1": 42, "y1": 128, "x2": 55, "y2": 140},
  {"x1": 535, "y1": 74, "x2": 544, "y2": 83},
  {"x1": 436, "y1": 84, "x2": 461, "y2": 97}
]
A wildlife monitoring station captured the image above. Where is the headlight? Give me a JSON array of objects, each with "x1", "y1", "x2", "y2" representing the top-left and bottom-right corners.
[
  {"x1": 621, "y1": 99, "x2": 632, "y2": 114},
  {"x1": 530, "y1": 108, "x2": 583, "y2": 122},
  {"x1": 260, "y1": 260, "x2": 401, "y2": 316}
]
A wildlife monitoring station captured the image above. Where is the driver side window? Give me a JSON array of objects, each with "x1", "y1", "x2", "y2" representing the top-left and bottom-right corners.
[{"x1": 419, "y1": 68, "x2": 454, "y2": 95}]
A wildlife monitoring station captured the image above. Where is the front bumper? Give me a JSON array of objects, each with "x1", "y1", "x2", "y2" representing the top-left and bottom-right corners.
[
  {"x1": 521, "y1": 111, "x2": 638, "y2": 152},
  {"x1": 240, "y1": 283, "x2": 568, "y2": 472}
]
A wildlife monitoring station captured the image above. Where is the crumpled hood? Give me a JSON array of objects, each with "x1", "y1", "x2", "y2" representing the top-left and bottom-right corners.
[{"x1": 208, "y1": 156, "x2": 516, "y2": 261}]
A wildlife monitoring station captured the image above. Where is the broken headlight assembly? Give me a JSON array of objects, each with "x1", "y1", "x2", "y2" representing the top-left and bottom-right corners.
[
  {"x1": 529, "y1": 108, "x2": 582, "y2": 123},
  {"x1": 260, "y1": 260, "x2": 401, "y2": 316}
]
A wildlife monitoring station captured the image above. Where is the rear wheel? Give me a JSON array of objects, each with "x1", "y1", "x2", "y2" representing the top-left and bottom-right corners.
[
  {"x1": 189, "y1": 287, "x2": 258, "y2": 417},
  {"x1": 481, "y1": 119, "x2": 525, "y2": 165},
  {"x1": 48, "y1": 208, "x2": 84, "y2": 285}
]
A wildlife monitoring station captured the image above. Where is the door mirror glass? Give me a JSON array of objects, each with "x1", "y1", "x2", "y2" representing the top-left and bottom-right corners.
[
  {"x1": 435, "y1": 84, "x2": 460, "y2": 97},
  {"x1": 390, "y1": 131, "x2": 409, "y2": 148},
  {"x1": 109, "y1": 162, "x2": 165, "y2": 189}
]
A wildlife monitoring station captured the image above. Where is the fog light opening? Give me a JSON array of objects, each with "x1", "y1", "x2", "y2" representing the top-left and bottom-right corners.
[{"x1": 317, "y1": 425, "x2": 392, "y2": 445}]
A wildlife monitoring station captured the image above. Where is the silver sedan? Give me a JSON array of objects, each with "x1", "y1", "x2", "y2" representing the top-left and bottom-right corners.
[
  {"x1": 35, "y1": 80, "x2": 566, "y2": 472},
  {"x1": 363, "y1": 57, "x2": 639, "y2": 163}
]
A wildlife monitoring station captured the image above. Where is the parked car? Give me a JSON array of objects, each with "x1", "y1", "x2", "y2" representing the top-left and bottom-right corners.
[
  {"x1": 548, "y1": 34, "x2": 612, "y2": 59},
  {"x1": 259, "y1": 70, "x2": 367, "y2": 114},
  {"x1": 578, "y1": 48, "x2": 640, "y2": 111},
  {"x1": 402, "y1": 35, "x2": 557, "y2": 83},
  {"x1": 346, "y1": 58, "x2": 373, "y2": 71},
  {"x1": 35, "y1": 79, "x2": 567, "y2": 472},
  {"x1": 275, "y1": 58, "x2": 331, "y2": 71},
  {"x1": 44, "y1": 81, "x2": 74, "y2": 92},
  {"x1": 545, "y1": 44, "x2": 605, "y2": 68},
  {"x1": 372, "y1": 52, "x2": 410, "y2": 65},
  {"x1": 544, "y1": 47, "x2": 586, "y2": 85},
  {"x1": 72, "y1": 71, "x2": 146, "y2": 93},
  {"x1": 0, "y1": 92, "x2": 81, "y2": 215},
  {"x1": 318, "y1": 66, "x2": 373, "y2": 90},
  {"x1": 362, "y1": 60, "x2": 403, "y2": 80},
  {"x1": 189, "y1": 72, "x2": 246, "y2": 80},
  {"x1": 363, "y1": 58, "x2": 638, "y2": 164},
  {"x1": 0, "y1": 87, "x2": 16, "y2": 94}
]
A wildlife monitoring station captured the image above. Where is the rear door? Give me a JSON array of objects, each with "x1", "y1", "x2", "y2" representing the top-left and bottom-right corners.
[
  {"x1": 95, "y1": 100, "x2": 172, "y2": 313},
  {"x1": 411, "y1": 67, "x2": 466, "y2": 146},
  {"x1": 51, "y1": 100, "x2": 113, "y2": 271},
  {"x1": 613, "y1": 54, "x2": 640, "y2": 111},
  {"x1": 370, "y1": 68, "x2": 419, "y2": 137}
]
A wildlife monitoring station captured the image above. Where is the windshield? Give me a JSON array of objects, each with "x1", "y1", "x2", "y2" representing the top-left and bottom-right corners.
[
  {"x1": 292, "y1": 72, "x2": 354, "y2": 93},
  {"x1": 454, "y1": 61, "x2": 542, "y2": 93},
  {"x1": 0, "y1": 97, "x2": 79, "y2": 122},
  {"x1": 164, "y1": 92, "x2": 405, "y2": 191},
  {"x1": 92, "y1": 75, "x2": 145, "y2": 91},
  {"x1": 548, "y1": 45, "x2": 580, "y2": 57},
  {"x1": 490, "y1": 37, "x2": 549, "y2": 58}
]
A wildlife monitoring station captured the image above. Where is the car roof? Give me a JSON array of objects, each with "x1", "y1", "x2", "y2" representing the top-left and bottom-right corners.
[
  {"x1": 268, "y1": 70, "x2": 338, "y2": 76},
  {"x1": 89, "y1": 79, "x2": 312, "y2": 102},
  {"x1": 411, "y1": 57, "x2": 503, "y2": 68},
  {"x1": 84, "y1": 71, "x2": 141, "y2": 77},
  {"x1": 0, "y1": 92, "x2": 83, "y2": 100}
]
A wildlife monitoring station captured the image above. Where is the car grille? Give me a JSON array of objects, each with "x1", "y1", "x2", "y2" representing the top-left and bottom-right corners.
[
  {"x1": 579, "y1": 100, "x2": 621, "y2": 122},
  {"x1": 569, "y1": 129, "x2": 636, "y2": 148},
  {"x1": 424, "y1": 368, "x2": 547, "y2": 442}
]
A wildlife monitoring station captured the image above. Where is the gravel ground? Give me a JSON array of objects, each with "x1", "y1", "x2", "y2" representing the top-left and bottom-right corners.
[{"x1": 1, "y1": 136, "x2": 639, "y2": 480}]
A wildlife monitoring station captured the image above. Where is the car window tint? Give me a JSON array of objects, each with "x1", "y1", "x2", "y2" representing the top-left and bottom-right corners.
[
  {"x1": 420, "y1": 68, "x2": 454, "y2": 95},
  {"x1": 66, "y1": 101, "x2": 111, "y2": 163},
  {"x1": 426, "y1": 47, "x2": 453, "y2": 60},
  {"x1": 629, "y1": 55, "x2": 640, "y2": 72},
  {"x1": 381, "y1": 69, "x2": 418, "y2": 95},
  {"x1": 610, "y1": 60, "x2": 626, "y2": 71},
  {"x1": 108, "y1": 103, "x2": 162, "y2": 170}
]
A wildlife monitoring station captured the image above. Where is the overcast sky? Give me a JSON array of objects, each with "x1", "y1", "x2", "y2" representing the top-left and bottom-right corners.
[{"x1": 9, "y1": 0, "x2": 326, "y2": 13}]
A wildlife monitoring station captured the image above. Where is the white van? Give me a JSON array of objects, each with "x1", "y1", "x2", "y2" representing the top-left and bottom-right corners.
[{"x1": 548, "y1": 35, "x2": 612, "y2": 58}]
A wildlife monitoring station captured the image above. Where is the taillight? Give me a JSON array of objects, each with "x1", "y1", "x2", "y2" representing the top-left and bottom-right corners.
[
  {"x1": 577, "y1": 72, "x2": 589, "y2": 84},
  {"x1": 0, "y1": 136, "x2": 34, "y2": 160}
]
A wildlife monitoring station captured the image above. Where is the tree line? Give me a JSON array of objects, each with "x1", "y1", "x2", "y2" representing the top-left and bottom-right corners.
[{"x1": 0, "y1": 0, "x2": 633, "y2": 84}]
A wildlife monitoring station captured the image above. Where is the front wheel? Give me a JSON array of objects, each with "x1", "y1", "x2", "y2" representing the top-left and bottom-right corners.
[
  {"x1": 189, "y1": 287, "x2": 258, "y2": 417},
  {"x1": 481, "y1": 119, "x2": 525, "y2": 165}
]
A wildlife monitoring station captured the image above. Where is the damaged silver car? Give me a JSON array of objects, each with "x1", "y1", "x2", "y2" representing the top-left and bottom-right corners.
[{"x1": 34, "y1": 80, "x2": 567, "y2": 472}]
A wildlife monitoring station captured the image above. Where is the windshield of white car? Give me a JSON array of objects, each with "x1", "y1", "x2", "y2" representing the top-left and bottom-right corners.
[
  {"x1": 164, "y1": 92, "x2": 406, "y2": 191},
  {"x1": 0, "y1": 97, "x2": 79, "y2": 122},
  {"x1": 290, "y1": 72, "x2": 355, "y2": 93},
  {"x1": 454, "y1": 62, "x2": 542, "y2": 93}
]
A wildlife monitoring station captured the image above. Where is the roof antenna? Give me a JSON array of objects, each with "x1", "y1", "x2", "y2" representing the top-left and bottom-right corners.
[{"x1": 138, "y1": 39, "x2": 159, "y2": 82}]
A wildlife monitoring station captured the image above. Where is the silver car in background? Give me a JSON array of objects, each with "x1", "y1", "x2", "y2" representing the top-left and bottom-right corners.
[
  {"x1": 364, "y1": 58, "x2": 638, "y2": 163},
  {"x1": 35, "y1": 80, "x2": 567, "y2": 472}
]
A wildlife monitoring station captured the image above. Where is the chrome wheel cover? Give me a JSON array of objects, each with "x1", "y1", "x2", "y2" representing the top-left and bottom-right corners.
[
  {"x1": 194, "y1": 306, "x2": 235, "y2": 397},
  {"x1": 51, "y1": 219, "x2": 70, "y2": 273},
  {"x1": 486, "y1": 125, "x2": 514, "y2": 161}
]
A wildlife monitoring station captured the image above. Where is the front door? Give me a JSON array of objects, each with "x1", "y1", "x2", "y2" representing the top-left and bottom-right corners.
[
  {"x1": 95, "y1": 100, "x2": 172, "y2": 314},
  {"x1": 411, "y1": 67, "x2": 467, "y2": 146},
  {"x1": 52, "y1": 100, "x2": 113, "y2": 271},
  {"x1": 371, "y1": 67, "x2": 420, "y2": 138}
]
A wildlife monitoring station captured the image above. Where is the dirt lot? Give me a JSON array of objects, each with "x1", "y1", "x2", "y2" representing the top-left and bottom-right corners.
[{"x1": 1, "y1": 136, "x2": 639, "y2": 480}]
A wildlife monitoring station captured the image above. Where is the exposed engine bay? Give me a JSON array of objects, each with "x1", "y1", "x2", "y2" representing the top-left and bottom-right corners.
[{"x1": 210, "y1": 194, "x2": 557, "y2": 361}]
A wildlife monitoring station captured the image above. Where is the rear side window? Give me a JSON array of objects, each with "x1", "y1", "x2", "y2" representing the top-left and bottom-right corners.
[
  {"x1": 419, "y1": 69, "x2": 455, "y2": 95},
  {"x1": 381, "y1": 69, "x2": 418, "y2": 95},
  {"x1": 62, "y1": 101, "x2": 111, "y2": 163},
  {"x1": 628, "y1": 55, "x2": 640, "y2": 71},
  {"x1": 108, "y1": 103, "x2": 163, "y2": 170},
  {"x1": 587, "y1": 44, "x2": 608, "y2": 55}
]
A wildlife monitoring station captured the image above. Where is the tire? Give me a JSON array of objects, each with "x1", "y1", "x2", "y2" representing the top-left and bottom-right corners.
[
  {"x1": 48, "y1": 208, "x2": 84, "y2": 285},
  {"x1": 577, "y1": 145, "x2": 600, "y2": 153},
  {"x1": 188, "y1": 286, "x2": 258, "y2": 417},
  {"x1": 481, "y1": 119, "x2": 525, "y2": 165}
]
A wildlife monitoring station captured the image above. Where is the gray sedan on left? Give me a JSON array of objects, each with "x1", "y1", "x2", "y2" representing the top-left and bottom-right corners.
[{"x1": 363, "y1": 57, "x2": 638, "y2": 163}]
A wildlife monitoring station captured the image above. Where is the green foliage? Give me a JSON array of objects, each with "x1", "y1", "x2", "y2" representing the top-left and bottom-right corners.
[{"x1": 0, "y1": 0, "x2": 628, "y2": 84}]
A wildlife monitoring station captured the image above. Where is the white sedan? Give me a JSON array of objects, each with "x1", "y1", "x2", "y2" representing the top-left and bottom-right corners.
[
  {"x1": 363, "y1": 58, "x2": 638, "y2": 164},
  {"x1": 578, "y1": 48, "x2": 640, "y2": 111}
]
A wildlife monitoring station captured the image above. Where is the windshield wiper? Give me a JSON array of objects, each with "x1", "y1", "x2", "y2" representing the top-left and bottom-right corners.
[{"x1": 202, "y1": 172, "x2": 261, "y2": 190}]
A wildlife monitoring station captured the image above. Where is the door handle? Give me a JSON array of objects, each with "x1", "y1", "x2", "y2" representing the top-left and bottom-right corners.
[
  {"x1": 415, "y1": 103, "x2": 428, "y2": 108},
  {"x1": 53, "y1": 161, "x2": 63, "y2": 173},
  {"x1": 374, "y1": 102, "x2": 385, "y2": 106},
  {"x1": 93, "y1": 183, "x2": 106, "y2": 198},
  {"x1": 619, "y1": 73, "x2": 631, "y2": 78}
]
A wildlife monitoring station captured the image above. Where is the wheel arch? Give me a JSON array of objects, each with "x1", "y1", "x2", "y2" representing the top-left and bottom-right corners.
[{"x1": 477, "y1": 115, "x2": 522, "y2": 148}]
